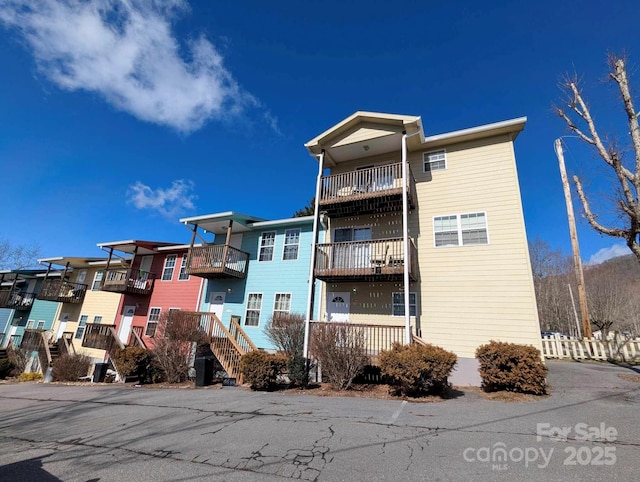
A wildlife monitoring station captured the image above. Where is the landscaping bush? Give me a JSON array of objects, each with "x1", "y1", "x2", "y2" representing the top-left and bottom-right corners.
[
  {"x1": 310, "y1": 323, "x2": 368, "y2": 390},
  {"x1": 379, "y1": 343, "x2": 457, "y2": 396},
  {"x1": 476, "y1": 341, "x2": 548, "y2": 395},
  {"x1": 0, "y1": 359, "x2": 15, "y2": 379},
  {"x1": 287, "y1": 353, "x2": 313, "y2": 388},
  {"x1": 265, "y1": 313, "x2": 313, "y2": 388},
  {"x1": 239, "y1": 351, "x2": 287, "y2": 390},
  {"x1": 112, "y1": 346, "x2": 157, "y2": 383},
  {"x1": 7, "y1": 347, "x2": 27, "y2": 376},
  {"x1": 51, "y1": 354, "x2": 92, "y2": 382},
  {"x1": 18, "y1": 372, "x2": 43, "y2": 382}
]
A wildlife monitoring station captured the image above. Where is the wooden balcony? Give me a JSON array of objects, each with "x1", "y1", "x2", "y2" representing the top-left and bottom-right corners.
[
  {"x1": 82, "y1": 323, "x2": 119, "y2": 351},
  {"x1": 101, "y1": 268, "x2": 156, "y2": 296},
  {"x1": 319, "y1": 162, "x2": 416, "y2": 217},
  {"x1": 37, "y1": 279, "x2": 87, "y2": 304},
  {"x1": 0, "y1": 290, "x2": 36, "y2": 311},
  {"x1": 314, "y1": 237, "x2": 418, "y2": 282},
  {"x1": 185, "y1": 245, "x2": 249, "y2": 279}
]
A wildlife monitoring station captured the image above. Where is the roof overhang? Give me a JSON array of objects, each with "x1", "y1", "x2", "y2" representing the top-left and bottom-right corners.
[
  {"x1": 304, "y1": 111, "x2": 423, "y2": 166},
  {"x1": 250, "y1": 216, "x2": 314, "y2": 228},
  {"x1": 179, "y1": 211, "x2": 267, "y2": 235},
  {"x1": 421, "y1": 117, "x2": 527, "y2": 149},
  {"x1": 37, "y1": 257, "x2": 108, "y2": 268},
  {"x1": 96, "y1": 239, "x2": 177, "y2": 255}
]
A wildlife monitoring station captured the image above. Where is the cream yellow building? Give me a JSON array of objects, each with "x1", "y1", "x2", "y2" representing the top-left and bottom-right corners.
[{"x1": 304, "y1": 112, "x2": 541, "y2": 385}]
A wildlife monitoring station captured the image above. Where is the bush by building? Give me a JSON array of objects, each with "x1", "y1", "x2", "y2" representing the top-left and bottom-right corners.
[
  {"x1": 239, "y1": 351, "x2": 287, "y2": 390},
  {"x1": 51, "y1": 354, "x2": 92, "y2": 382}
]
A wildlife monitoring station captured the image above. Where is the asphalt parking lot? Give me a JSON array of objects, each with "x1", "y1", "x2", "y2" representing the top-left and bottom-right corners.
[{"x1": 0, "y1": 361, "x2": 638, "y2": 481}]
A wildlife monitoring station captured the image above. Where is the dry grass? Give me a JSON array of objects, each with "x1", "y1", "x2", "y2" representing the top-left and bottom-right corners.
[{"x1": 618, "y1": 373, "x2": 640, "y2": 383}]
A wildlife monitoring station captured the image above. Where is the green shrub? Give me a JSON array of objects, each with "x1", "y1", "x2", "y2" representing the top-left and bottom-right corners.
[
  {"x1": 287, "y1": 353, "x2": 312, "y2": 388},
  {"x1": 0, "y1": 359, "x2": 15, "y2": 379},
  {"x1": 239, "y1": 351, "x2": 286, "y2": 390},
  {"x1": 310, "y1": 323, "x2": 369, "y2": 390},
  {"x1": 112, "y1": 346, "x2": 157, "y2": 383},
  {"x1": 52, "y1": 354, "x2": 92, "y2": 382},
  {"x1": 476, "y1": 341, "x2": 548, "y2": 395},
  {"x1": 18, "y1": 372, "x2": 43, "y2": 382},
  {"x1": 379, "y1": 343, "x2": 457, "y2": 396}
]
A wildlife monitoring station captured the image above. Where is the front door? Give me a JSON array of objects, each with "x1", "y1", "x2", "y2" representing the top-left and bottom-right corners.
[
  {"x1": 326, "y1": 292, "x2": 350, "y2": 322},
  {"x1": 55, "y1": 313, "x2": 70, "y2": 341},
  {"x1": 208, "y1": 292, "x2": 225, "y2": 321},
  {"x1": 118, "y1": 305, "x2": 135, "y2": 345}
]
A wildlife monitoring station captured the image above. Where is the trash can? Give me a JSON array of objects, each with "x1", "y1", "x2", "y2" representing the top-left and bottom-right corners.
[
  {"x1": 194, "y1": 356, "x2": 214, "y2": 387},
  {"x1": 93, "y1": 363, "x2": 109, "y2": 383}
]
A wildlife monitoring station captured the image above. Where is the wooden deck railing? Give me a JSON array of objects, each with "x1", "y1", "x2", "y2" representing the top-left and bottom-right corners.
[
  {"x1": 308, "y1": 322, "x2": 405, "y2": 366},
  {"x1": 0, "y1": 290, "x2": 37, "y2": 311},
  {"x1": 21, "y1": 329, "x2": 52, "y2": 373},
  {"x1": 101, "y1": 268, "x2": 156, "y2": 295},
  {"x1": 171, "y1": 311, "x2": 254, "y2": 381},
  {"x1": 186, "y1": 245, "x2": 250, "y2": 279},
  {"x1": 541, "y1": 334, "x2": 640, "y2": 362},
  {"x1": 319, "y1": 162, "x2": 416, "y2": 214},
  {"x1": 130, "y1": 326, "x2": 147, "y2": 349},
  {"x1": 229, "y1": 317, "x2": 258, "y2": 354},
  {"x1": 37, "y1": 279, "x2": 87, "y2": 304},
  {"x1": 314, "y1": 237, "x2": 418, "y2": 281},
  {"x1": 58, "y1": 332, "x2": 76, "y2": 357}
]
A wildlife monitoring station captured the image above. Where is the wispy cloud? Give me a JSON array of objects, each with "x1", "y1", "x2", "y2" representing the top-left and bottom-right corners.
[
  {"x1": 587, "y1": 243, "x2": 630, "y2": 265},
  {"x1": 127, "y1": 179, "x2": 196, "y2": 218},
  {"x1": 0, "y1": 0, "x2": 256, "y2": 133}
]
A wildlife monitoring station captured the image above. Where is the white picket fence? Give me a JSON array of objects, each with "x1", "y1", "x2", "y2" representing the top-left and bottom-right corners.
[{"x1": 541, "y1": 334, "x2": 640, "y2": 362}]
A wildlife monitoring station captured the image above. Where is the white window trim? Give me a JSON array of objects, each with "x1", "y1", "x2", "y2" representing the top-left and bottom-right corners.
[
  {"x1": 433, "y1": 211, "x2": 489, "y2": 247},
  {"x1": 75, "y1": 314, "x2": 88, "y2": 339},
  {"x1": 36, "y1": 320, "x2": 45, "y2": 330},
  {"x1": 91, "y1": 270, "x2": 104, "y2": 291},
  {"x1": 145, "y1": 307, "x2": 162, "y2": 337},
  {"x1": 258, "y1": 231, "x2": 276, "y2": 262},
  {"x1": 282, "y1": 228, "x2": 301, "y2": 261},
  {"x1": 273, "y1": 293, "x2": 292, "y2": 317},
  {"x1": 161, "y1": 255, "x2": 177, "y2": 281},
  {"x1": 391, "y1": 292, "x2": 417, "y2": 317},
  {"x1": 423, "y1": 149, "x2": 447, "y2": 172},
  {"x1": 244, "y1": 292, "x2": 263, "y2": 327},
  {"x1": 26, "y1": 319, "x2": 35, "y2": 329},
  {"x1": 178, "y1": 254, "x2": 190, "y2": 281},
  {"x1": 93, "y1": 315, "x2": 103, "y2": 324}
]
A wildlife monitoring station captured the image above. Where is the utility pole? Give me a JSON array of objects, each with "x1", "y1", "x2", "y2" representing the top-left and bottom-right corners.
[{"x1": 555, "y1": 139, "x2": 592, "y2": 338}]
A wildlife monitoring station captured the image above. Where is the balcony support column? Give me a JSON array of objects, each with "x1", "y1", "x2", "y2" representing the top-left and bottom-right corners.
[
  {"x1": 402, "y1": 130, "x2": 420, "y2": 344},
  {"x1": 304, "y1": 150, "x2": 324, "y2": 359}
]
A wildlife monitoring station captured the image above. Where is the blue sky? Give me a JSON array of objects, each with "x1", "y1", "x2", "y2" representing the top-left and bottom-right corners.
[{"x1": 0, "y1": 0, "x2": 638, "y2": 265}]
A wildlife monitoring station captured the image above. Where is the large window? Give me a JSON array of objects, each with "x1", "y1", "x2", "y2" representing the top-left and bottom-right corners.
[
  {"x1": 423, "y1": 149, "x2": 447, "y2": 172},
  {"x1": 392, "y1": 292, "x2": 417, "y2": 317},
  {"x1": 282, "y1": 229, "x2": 301, "y2": 260},
  {"x1": 162, "y1": 255, "x2": 177, "y2": 281},
  {"x1": 146, "y1": 307, "x2": 161, "y2": 337},
  {"x1": 75, "y1": 315, "x2": 88, "y2": 339},
  {"x1": 245, "y1": 293, "x2": 263, "y2": 327},
  {"x1": 178, "y1": 255, "x2": 190, "y2": 280},
  {"x1": 273, "y1": 293, "x2": 291, "y2": 318},
  {"x1": 434, "y1": 212, "x2": 488, "y2": 247},
  {"x1": 259, "y1": 232, "x2": 276, "y2": 261},
  {"x1": 91, "y1": 270, "x2": 104, "y2": 291}
]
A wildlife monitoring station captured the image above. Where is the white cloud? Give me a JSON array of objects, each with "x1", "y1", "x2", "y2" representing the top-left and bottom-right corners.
[
  {"x1": 127, "y1": 179, "x2": 196, "y2": 218},
  {"x1": 587, "y1": 243, "x2": 630, "y2": 265},
  {"x1": 0, "y1": 0, "x2": 256, "y2": 133}
]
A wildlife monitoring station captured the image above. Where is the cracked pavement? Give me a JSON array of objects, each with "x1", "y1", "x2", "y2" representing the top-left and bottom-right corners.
[{"x1": 0, "y1": 361, "x2": 639, "y2": 481}]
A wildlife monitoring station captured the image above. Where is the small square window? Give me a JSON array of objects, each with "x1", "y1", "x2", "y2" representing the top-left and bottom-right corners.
[{"x1": 424, "y1": 150, "x2": 446, "y2": 172}]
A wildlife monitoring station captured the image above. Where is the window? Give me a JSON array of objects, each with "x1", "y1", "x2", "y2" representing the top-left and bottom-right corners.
[
  {"x1": 26, "y1": 320, "x2": 34, "y2": 329},
  {"x1": 259, "y1": 232, "x2": 276, "y2": 261},
  {"x1": 283, "y1": 229, "x2": 301, "y2": 260},
  {"x1": 93, "y1": 315, "x2": 102, "y2": 324},
  {"x1": 434, "y1": 212, "x2": 488, "y2": 247},
  {"x1": 162, "y1": 255, "x2": 177, "y2": 281},
  {"x1": 245, "y1": 293, "x2": 263, "y2": 327},
  {"x1": 146, "y1": 307, "x2": 161, "y2": 337},
  {"x1": 75, "y1": 315, "x2": 88, "y2": 339},
  {"x1": 273, "y1": 293, "x2": 291, "y2": 318},
  {"x1": 36, "y1": 321, "x2": 45, "y2": 330},
  {"x1": 178, "y1": 255, "x2": 190, "y2": 280},
  {"x1": 392, "y1": 292, "x2": 417, "y2": 317},
  {"x1": 423, "y1": 149, "x2": 446, "y2": 172},
  {"x1": 91, "y1": 270, "x2": 104, "y2": 290}
]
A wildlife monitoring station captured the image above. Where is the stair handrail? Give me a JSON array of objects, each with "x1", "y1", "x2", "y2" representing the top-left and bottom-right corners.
[
  {"x1": 228, "y1": 317, "x2": 258, "y2": 352},
  {"x1": 210, "y1": 314, "x2": 245, "y2": 355},
  {"x1": 107, "y1": 326, "x2": 125, "y2": 381},
  {"x1": 40, "y1": 331, "x2": 53, "y2": 367},
  {"x1": 130, "y1": 326, "x2": 147, "y2": 349}
]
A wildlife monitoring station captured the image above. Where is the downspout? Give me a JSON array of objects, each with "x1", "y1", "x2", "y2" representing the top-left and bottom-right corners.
[
  {"x1": 303, "y1": 150, "x2": 325, "y2": 359},
  {"x1": 401, "y1": 130, "x2": 420, "y2": 344}
]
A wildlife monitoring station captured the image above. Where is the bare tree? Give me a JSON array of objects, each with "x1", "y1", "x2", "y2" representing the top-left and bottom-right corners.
[
  {"x1": 556, "y1": 55, "x2": 640, "y2": 264},
  {"x1": 0, "y1": 239, "x2": 41, "y2": 270}
]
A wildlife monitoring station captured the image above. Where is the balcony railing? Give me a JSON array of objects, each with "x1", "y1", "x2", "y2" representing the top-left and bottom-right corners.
[
  {"x1": 101, "y1": 268, "x2": 156, "y2": 295},
  {"x1": 82, "y1": 323, "x2": 121, "y2": 351},
  {"x1": 0, "y1": 290, "x2": 36, "y2": 311},
  {"x1": 319, "y1": 162, "x2": 416, "y2": 217},
  {"x1": 185, "y1": 244, "x2": 250, "y2": 279},
  {"x1": 37, "y1": 279, "x2": 87, "y2": 304},
  {"x1": 314, "y1": 237, "x2": 418, "y2": 282}
]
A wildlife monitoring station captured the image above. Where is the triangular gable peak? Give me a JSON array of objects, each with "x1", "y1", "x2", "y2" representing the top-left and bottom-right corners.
[{"x1": 305, "y1": 111, "x2": 423, "y2": 165}]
